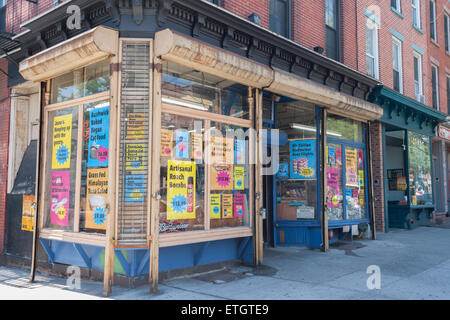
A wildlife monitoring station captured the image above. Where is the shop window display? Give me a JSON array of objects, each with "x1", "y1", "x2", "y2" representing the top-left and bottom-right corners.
[
  {"x1": 408, "y1": 132, "x2": 433, "y2": 205},
  {"x1": 276, "y1": 101, "x2": 318, "y2": 220}
]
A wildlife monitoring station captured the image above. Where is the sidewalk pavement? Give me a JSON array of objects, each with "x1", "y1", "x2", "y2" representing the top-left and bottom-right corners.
[{"x1": 1, "y1": 225, "x2": 450, "y2": 300}]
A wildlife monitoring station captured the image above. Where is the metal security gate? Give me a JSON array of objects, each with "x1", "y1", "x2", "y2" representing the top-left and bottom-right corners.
[{"x1": 116, "y1": 40, "x2": 153, "y2": 247}]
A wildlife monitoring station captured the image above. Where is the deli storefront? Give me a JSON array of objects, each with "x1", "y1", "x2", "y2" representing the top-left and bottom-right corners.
[{"x1": 16, "y1": 20, "x2": 382, "y2": 294}]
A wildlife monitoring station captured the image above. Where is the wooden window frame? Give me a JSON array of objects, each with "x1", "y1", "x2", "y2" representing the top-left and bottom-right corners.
[
  {"x1": 39, "y1": 59, "x2": 117, "y2": 247},
  {"x1": 156, "y1": 66, "x2": 257, "y2": 247}
]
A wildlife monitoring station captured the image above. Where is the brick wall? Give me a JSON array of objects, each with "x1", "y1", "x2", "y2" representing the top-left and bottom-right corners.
[
  {"x1": 427, "y1": 0, "x2": 450, "y2": 115},
  {"x1": 369, "y1": 122, "x2": 385, "y2": 232}
]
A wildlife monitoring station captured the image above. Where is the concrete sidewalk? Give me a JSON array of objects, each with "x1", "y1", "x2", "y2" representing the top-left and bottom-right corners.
[{"x1": 1, "y1": 226, "x2": 450, "y2": 300}]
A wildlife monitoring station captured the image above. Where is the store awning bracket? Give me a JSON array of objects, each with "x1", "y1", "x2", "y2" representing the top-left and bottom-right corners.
[
  {"x1": 137, "y1": 250, "x2": 150, "y2": 276},
  {"x1": 39, "y1": 239, "x2": 55, "y2": 265},
  {"x1": 114, "y1": 250, "x2": 131, "y2": 276},
  {"x1": 194, "y1": 242, "x2": 211, "y2": 266},
  {"x1": 237, "y1": 237, "x2": 251, "y2": 259},
  {"x1": 73, "y1": 243, "x2": 92, "y2": 269}
]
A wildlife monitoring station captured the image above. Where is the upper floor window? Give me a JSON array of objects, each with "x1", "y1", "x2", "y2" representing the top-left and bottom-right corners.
[
  {"x1": 392, "y1": 37, "x2": 403, "y2": 93},
  {"x1": 413, "y1": 51, "x2": 423, "y2": 102},
  {"x1": 0, "y1": 1, "x2": 6, "y2": 32},
  {"x1": 207, "y1": 0, "x2": 221, "y2": 5},
  {"x1": 445, "y1": 13, "x2": 449, "y2": 53},
  {"x1": 366, "y1": 20, "x2": 379, "y2": 79},
  {"x1": 325, "y1": 0, "x2": 340, "y2": 61},
  {"x1": 431, "y1": 64, "x2": 439, "y2": 110},
  {"x1": 430, "y1": 0, "x2": 437, "y2": 42},
  {"x1": 412, "y1": 0, "x2": 421, "y2": 29},
  {"x1": 447, "y1": 75, "x2": 450, "y2": 114},
  {"x1": 391, "y1": 0, "x2": 401, "y2": 12},
  {"x1": 269, "y1": 0, "x2": 291, "y2": 38}
]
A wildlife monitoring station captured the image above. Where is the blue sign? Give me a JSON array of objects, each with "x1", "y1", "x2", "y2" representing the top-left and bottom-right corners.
[
  {"x1": 88, "y1": 106, "x2": 110, "y2": 167},
  {"x1": 289, "y1": 140, "x2": 316, "y2": 180},
  {"x1": 277, "y1": 162, "x2": 289, "y2": 179},
  {"x1": 175, "y1": 130, "x2": 190, "y2": 159},
  {"x1": 124, "y1": 175, "x2": 146, "y2": 203}
]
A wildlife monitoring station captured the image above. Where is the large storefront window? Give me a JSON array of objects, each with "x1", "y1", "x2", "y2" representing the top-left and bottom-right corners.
[
  {"x1": 326, "y1": 114, "x2": 367, "y2": 221},
  {"x1": 408, "y1": 132, "x2": 433, "y2": 205},
  {"x1": 276, "y1": 101, "x2": 318, "y2": 220},
  {"x1": 162, "y1": 62, "x2": 250, "y2": 119},
  {"x1": 159, "y1": 63, "x2": 252, "y2": 234},
  {"x1": 42, "y1": 60, "x2": 111, "y2": 233}
]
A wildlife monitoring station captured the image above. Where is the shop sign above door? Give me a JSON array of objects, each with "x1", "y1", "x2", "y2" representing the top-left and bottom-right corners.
[{"x1": 438, "y1": 126, "x2": 450, "y2": 141}]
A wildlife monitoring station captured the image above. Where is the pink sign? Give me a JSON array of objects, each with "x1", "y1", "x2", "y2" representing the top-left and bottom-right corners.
[
  {"x1": 439, "y1": 126, "x2": 450, "y2": 141},
  {"x1": 50, "y1": 171, "x2": 70, "y2": 226},
  {"x1": 326, "y1": 168, "x2": 340, "y2": 208},
  {"x1": 234, "y1": 193, "x2": 245, "y2": 217}
]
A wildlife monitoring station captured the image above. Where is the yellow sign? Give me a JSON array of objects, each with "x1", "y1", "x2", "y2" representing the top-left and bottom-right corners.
[
  {"x1": 210, "y1": 164, "x2": 234, "y2": 191},
  {"x1": 85, "y1": 168, "x2": 108, "y2": 230},
  {"x1": 127, "y1": 113, "x2": 146, "y2": 139},
  {"x1": 167, "y1": 160, "x2": 196, "y2": 220},
  {"x1": 160, "y1": 129, "x2": 173, "y2": 157},
  {"x1": 21, "y1": 195, "x2": 36, "y2": 232},
  {"x1": 126, "y1": 144, "x2": 146, "y2": 171},
  {"x1": 191, "y1": 133, "x2": 203, "y2": 160},
  {"x1": 210, "y1": 136, "x2": 234, "y2": 165},
  {"x1": 52, "y1": 114, "x2": 72, "y2": 169},
  {"x1": 210, "y1": 194, "x2": 221, "y2": 219},
  {"x1": 234, "y1": 166, "x2": 245, "y2": 190},
  {"x1": 222, "y1": 194, "x2": 233, "y2": 219}
]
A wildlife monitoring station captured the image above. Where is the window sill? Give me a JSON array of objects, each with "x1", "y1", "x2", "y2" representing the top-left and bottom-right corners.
[
  {"x1": 159, "y1": 226, "x2": 253, "y2": 248},
  {"x1": 431, "y1": 39, "x2": 440, "y2": 48},
  {"x1": 391, "y1": 8, "x2": 404, "y2": 19},
  {"x1": 412, "y1": 25, "x2": 424, "y2": 34},
  {"x1": 40, "y1": 229, "x2": 106, "y2": 247}
]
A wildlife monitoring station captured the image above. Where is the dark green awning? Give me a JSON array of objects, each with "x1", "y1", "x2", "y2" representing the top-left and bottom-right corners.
[{"x1": 369, "y1": 86, "x2": 448, "y2": 136}]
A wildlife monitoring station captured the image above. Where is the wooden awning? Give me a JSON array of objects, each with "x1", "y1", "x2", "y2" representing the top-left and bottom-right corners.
[
  {"x1": 19, "y1": 26, "x2": 118, "y2": 82},
  {"x1": 268, "y1": 68, "x2": 384, "y2": 121},
  {"x1": 154, "y1": 28, "x2": 274, "y2": 88},
  {"x1": 155, "y1": 29, "x2": 383, "y2": 122}
]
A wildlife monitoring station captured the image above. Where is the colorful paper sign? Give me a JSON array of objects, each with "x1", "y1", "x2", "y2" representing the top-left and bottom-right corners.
[
  {"x1": 359, "y1": 170, "x2": 365, "y2": 187},
  {"x1": 210, "y1": 136, "x2": 234, "y2": 165},
  {"x1": 191, "y1": 133, "x2": 203, "y2": 160},
  {"x1": 175, "y1": 130, "x2": 190, "y2": 159},
  {"x1": 222, "y1": 194, "x2": 233, "y2": 218},
  {"x1": 85, "y1": 168, "x2": 108, "y2": 230},
  {"x1": 160, "y1": 129, "x2": 173, "y2": 157},
  {"x1": 210, "y1": 164, "x2": 234, "y2": 190},
  {"x1": 357, "y1": 151, "x2": 364, "y2": 169},
  {"x1": 21, "y1": 195, "x2": 36, "y2": 232},
  {"x1": 127, "y1": 113, "x2": 146, "y2": 139},
  {"x1": 124, "y1": 175, "x2": 146, "y2": 203},
  {"x1": 234, "y1": 193, "x2": 245, "y2": 218},
  {"x1": 345, "y1": 148, "x2": 358, "y2": 187},
  {"x1": 52, "y1": 114, "x2": 72, "y2": 169},
  {"x1": 235, "y1": 139, "x2": 245, "y2": 164},
  {"x1": 167, "y1": 160, "x2": 196, "y2": 220},
  {"x1": 126, "y1": 144, "x2": 146, "y2": 171},
  {"x1": 328, "y1": 146, "x2": 336, "y2": 166},
  {"x1": 50, "y1": 171, "x2": 70, "y2": 226},
  {"x1": 277, "y1": 162, "x2": 289, "y2": 179},
  {"x1": 326, "y1": 168, "x2": 340, "y2": 208},
  {"x1": 289, "y1": 140, "x2": 316, "y2": 179},
  {"x1": 234, "y1": 166, "x2": 245, "y2": 190},
  {"x1": 210, "y1": 194, "x2": 221, "y2": 219},
  {"x1": 88, "y1": 106, "x2": 109, "y2": 167}
]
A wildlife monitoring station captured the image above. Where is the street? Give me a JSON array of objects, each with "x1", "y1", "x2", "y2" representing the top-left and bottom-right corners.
[{"x1": 0, "y1": 225, "x2": 450, "y2": 300}]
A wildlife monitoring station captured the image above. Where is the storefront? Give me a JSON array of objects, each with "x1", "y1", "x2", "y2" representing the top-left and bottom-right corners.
[
  {"x1": 6, "y1": 0, "x2": 383, "y2": 296},
  {"x1": 369, "y1": 86, "x2": 448, "y2": 230},
  {"x1": 434, "y1": 125, "x2": 450, "y2": 216}
]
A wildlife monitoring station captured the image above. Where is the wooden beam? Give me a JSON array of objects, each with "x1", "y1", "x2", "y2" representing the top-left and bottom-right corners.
[
  {"x1": 103, "y1": 35, "x2": 120, "y2": 296},
  {"x1": 321, "y1": 109, "x2": 329, "y2": 252},
  {"x1": 254, "y1": 88, "x2": 264, "y2": 265},
  {"x1": 149, "y1": 54, "x2": 162, "y2": 294}
]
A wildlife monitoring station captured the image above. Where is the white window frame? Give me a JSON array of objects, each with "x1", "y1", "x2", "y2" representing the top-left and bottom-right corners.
[
  {"x1": 431, "y1": 64, "x2": 440, "y2": 110},
  {"x1": 412, "y1": 0, "x2": 421, "y2": 29},
  {"x1": 430, "y1": 0, "x2": 437, "y2": 42},
  {"x1": 392, "y1": 0, "x2": 401, "y2": 12},
  {"x1": 413, "y1": 51, "x2": 423, "y2": 101},
  {"x1": 366, "y1": 20, "x2": 379, "y2": 80},
  {"x1": 392, "y1": 37, "x2": 403, "y2": 94}
]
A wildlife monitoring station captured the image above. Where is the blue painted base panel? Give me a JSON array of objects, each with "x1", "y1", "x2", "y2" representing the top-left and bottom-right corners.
[{"x1": 40, "y1": 236, "x2": 253, "y2": 277}]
